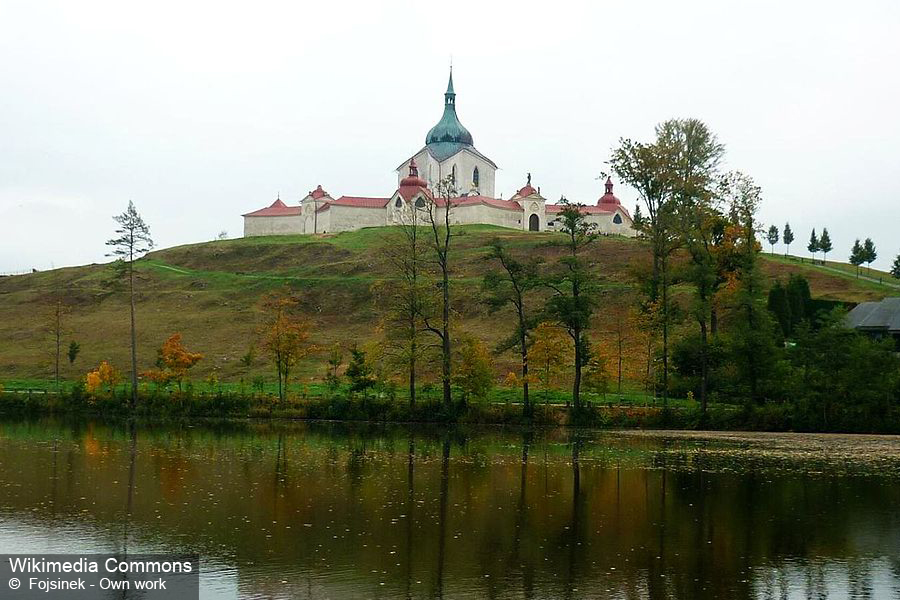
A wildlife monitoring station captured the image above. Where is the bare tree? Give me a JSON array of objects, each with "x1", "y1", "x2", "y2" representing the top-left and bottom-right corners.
[
  {"x1": 483, "y1": 240, "x2": 542, "y2": 415},
  {"x1": 422, "y1": 175, "x2": 457, "y2": 408},
  {"x1": 380, "y1": 194, "x2": 431, "y2": 408},
  {"x1": 106, "y1": 200, "x2": 154, "y2": 409}
]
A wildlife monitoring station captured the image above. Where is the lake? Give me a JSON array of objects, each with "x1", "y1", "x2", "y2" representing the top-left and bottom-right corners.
[{"x1": 0, "y1": 419, "x2": 898, "y2": 599}]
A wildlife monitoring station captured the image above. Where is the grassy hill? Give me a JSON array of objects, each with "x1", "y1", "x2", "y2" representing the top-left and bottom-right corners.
[{"x1": 0, "y1": 225, "x2": 894, "y2": 387}]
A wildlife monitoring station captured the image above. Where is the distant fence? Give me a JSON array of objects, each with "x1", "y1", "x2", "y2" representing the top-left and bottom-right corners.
[{"x1": 0, "y1": 270, "x2": 37, "y2": 277}]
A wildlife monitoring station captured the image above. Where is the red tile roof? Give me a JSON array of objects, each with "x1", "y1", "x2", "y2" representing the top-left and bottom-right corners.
[
  {"x1": 598, "y1": 177, "x2": 621, "y2": 206},
  {"x1": 513, "y1": 184, "x2": 538, "y2": 198},
  {"x1": 242, "y1": 198, "x2": 302, "y2": 217},
  {"x1": 331, "y1": 196, "x2": 391, "y2": 208},
  {"x1": 546, "y1": 203, "x2": 631, "y2": 220},
  {"x1": 310, "y1": 185, "x2": 328, "y2": 199}
]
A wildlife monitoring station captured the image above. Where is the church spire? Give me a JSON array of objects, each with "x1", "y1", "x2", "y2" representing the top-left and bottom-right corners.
[{"x1": 445, "y1": 67, "x2": 455, "y2": 105}]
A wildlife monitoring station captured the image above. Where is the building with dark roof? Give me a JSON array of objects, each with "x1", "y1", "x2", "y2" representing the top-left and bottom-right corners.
[{"x1": 846, "y1": 297, "x2": 900, "y2": 348}]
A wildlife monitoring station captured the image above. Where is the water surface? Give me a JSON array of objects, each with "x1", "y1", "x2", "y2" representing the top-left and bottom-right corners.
[{"x1": 1, "y1": 419, "x2": 899, "y2": 599}]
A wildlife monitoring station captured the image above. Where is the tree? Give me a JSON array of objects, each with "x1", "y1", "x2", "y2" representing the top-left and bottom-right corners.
[
  {"x1": 819, "y1": 228, "x2": 832, "y2": 263},
  {"x1": 46, "y1": 299, "x2": 69, "y2": 393},
  {"x1": 483, "y1": 240, "x2": 542, "y2": 414},
  {"x1": 380, "y1": 195, "x2": 430, "y2": 408},
  {"x1": 85, "y1": 361, "x2": 121, "y2": 396},
  {"x1": 783, "y1": 222, "x2": 794, "y2": 257},
  {"x1": 721, "y1": 171, "x2": 780, "y2": 403},
  {"x1": 67, "y1": 341, "x2": 80, "y2": 365},
  {"x1": 582, "y1": 354, "x2": 610, "y2": 397},
  {"x1": 892, "y1": 253, "x2": 900, "y2": 279},
  {"x1": 862, "y1": 238, "x2": 877, "y2": 275},
  {"x1": 421, "y1": 175, "x2": 457, "y2": 408},
  {"x1": 143, "y1": 333, "x2": 203, "y2": 389},
  {"x1": 346, "y1": 345, "x2": 377, "y2": 397},
  {"x1": 849, "y1": 239, "x2": 864, "y2": 277},
  {"x1": 324, "y1": 344, "x2": 343, "y2": 391},
  {"x1": 529, "y1": 322, "x2": 570, "y2": 404},
  {"x1": 544, "y1": 200, "x2": 597, "y2": 410},
  {"x1": 807, "y1": 229, "x2": 819, "y2": 262},
  {"x1": 611, "y1": 119, "x2": 722, "y2": 408},
  {"x1": 632, "y1": 204, "x2": 644, "y2": 230},
  {"x1": 766, "y1": 225, "x2": 779, "y2": 254},
  {"x1": 106, "y1": 200, "x2": 154, "y2": 409},
  {"x1": 453, "y1": 337, "x2": 494, "y2": 403},
  {"x1": 260, "y1": 293, "x2": 313, "y2": 402}
]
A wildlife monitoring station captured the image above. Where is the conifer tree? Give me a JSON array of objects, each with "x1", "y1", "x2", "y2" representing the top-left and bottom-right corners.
[
  {"x1": 783, "y1": 222, "x2": 794, "y2": 256},
  {"x1": 766, "y1": 225, "x2": 779, "y2": 254},
  {"x1": 891, "y1": 253, "x2": 900, "y2": 279},
  {"x1": 862, "y1": 238, "x2": 877, "y2": 275},
  {"x1": 819, "y1": 228, "x2": 833, "y2": 263},
  {"x1": 807, "y1": 229, "x2": 819, "y2": 262},
  {"x1": 850, "y1": 239, "x2": 864, "y2": 277},
  {"x1": 106, "y1": 200, "x2": 154, "y2": 408}
]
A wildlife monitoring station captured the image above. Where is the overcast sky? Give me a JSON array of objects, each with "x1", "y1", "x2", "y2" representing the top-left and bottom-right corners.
[{"x1": 2, "y1": 0, "x2": 898, "y2": 273}]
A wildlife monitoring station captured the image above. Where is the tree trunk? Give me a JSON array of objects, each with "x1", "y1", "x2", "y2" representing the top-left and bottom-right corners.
[
  {"x1": 661, "y1": 260, "x2": 669, "y2": 410},
  {"x1": 128, "y1": 260, "x2": 138, "y2": 410},
  {"x1": 520, "y1": 319, "x2": 530, "y2": 415},
  {"x1": 617, "y1": 332, "x2": 623, "y2": 395},
  {"x1": 409, "y1": 337, "x2": 416, "y2": 409},
  {"x1": 699, "y1": 318, "x2": 708, "y2": 415},
  {"x1": 572, "y1": 330, "x2": 582, "y2": 410},
  {"x1": 441, "y1": 272, "x2": 451, "y2": 408},
  {"x1": 54, "y1": 300, "x2": 61, "y2": 394}
]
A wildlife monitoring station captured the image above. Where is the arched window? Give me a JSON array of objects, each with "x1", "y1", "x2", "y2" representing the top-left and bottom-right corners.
[
  {"x1": 415, "y1": 197, "x2": 426, "y2": 208},
  {"x1": 613, "y1": 213, "x2": 623, "y2": 224},
  {"x1": 395, "y1": 197, "x2": 403, "y2": 208},
  {"x1": 473, "y1": 166, "x2": 479, "y2": 187},
  {"x1": 451, "y1": 164, "x2": 457, "y2": 186}
]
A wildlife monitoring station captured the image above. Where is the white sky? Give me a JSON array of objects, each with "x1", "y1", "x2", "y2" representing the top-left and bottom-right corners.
[{"x1": 2, "y1": 0, "x2": 898, "y2": 272}]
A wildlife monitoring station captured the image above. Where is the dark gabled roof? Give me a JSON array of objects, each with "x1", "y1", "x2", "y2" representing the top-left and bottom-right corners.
[{"x1": 846, "y1": 298, "x2": 900, "y2": 333}]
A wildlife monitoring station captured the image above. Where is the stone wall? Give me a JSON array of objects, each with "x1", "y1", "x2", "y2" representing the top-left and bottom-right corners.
[{"x1": 243, "y1": 215, "x2": 304, "y2": 237}]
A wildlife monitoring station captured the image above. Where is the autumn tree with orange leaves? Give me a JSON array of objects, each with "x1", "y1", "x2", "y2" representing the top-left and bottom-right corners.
[
  {"x1": 85, "y1": 361, "x2": 121, "y2": 396},
  {"x1": 143, "y1": 333, "x2": 203, "y2": 389},
  {"x1": 260, "y1": 293, "x2": 313, "y2": 402}
]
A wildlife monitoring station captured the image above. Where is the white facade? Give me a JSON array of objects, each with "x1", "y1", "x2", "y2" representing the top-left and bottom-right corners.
[
  {"x1": 242, "y1": 74, "x2": 636, "y2": 239},
  {"x1": 398, "y1": 146, "x2": 497, "y2": 198}
]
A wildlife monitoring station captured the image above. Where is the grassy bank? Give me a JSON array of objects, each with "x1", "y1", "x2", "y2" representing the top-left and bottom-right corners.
[{"x1": 3, "y1": 385, "x2": 899, "y2": 434}]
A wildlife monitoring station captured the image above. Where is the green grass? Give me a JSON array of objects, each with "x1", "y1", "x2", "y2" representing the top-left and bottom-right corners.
[{"x1": 1, "y1": 225, "x2": 889, "y2": 388}]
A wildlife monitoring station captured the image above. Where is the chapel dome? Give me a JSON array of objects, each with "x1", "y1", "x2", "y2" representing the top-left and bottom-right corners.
[
  {"x1": 425, "y1": 69, "x2": 474, "y2": 148},
  {"x1": 598, "y1": 177, "x2": 621, "y2": 206},
  {"x1": 400, "y1": 159, "x2": 427, "y2": 188}
]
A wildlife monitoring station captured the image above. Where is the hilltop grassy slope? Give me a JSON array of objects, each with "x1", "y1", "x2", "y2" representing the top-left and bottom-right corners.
[{"x1": 0, "y1": 226, "x2": 893, "y2": 385}]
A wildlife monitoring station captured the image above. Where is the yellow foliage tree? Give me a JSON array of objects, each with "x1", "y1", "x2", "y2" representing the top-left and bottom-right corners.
[
  {"x1": 85, "y1": 361, "x2": 121, "y2": 396},
  {"x1": 143, "y1": 333, "x2": 204, "y2": 389},
  {"x1": 453, "y1": 336, "x2": 494, "y2": 403},
  {"x1": 260, "y1": 293, "x2": 314, "y2": 402},
  {"x1": 529, "y1": 322, "x2": 571, "y2": 404}
]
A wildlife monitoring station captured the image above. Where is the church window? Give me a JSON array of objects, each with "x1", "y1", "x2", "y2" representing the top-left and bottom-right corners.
[
  {"x1": 415, "y1": 197, "x2": 426, "y2": 208},
  {"x1": 613, "y1": 213, "x2": 623, "y2": 224},
  {"x1": 473, "y1": 166, "x2": 479, "y2": 187},
  {"x1": 395, "y1": 197, "x2": 402, "y2": 208},
  {"x1": 451, "y1": 164, "x2": 457, "y2": 185}
]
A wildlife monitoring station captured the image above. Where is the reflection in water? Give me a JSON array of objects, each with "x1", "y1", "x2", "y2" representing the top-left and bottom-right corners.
[{"x1": 1, "y1": 420, "x2": 900, "y2": 599}]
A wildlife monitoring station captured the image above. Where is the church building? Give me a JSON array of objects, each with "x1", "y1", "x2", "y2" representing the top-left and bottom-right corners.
[{"x1": 242, "y1": 71, "x2": 636, "y2": 238}]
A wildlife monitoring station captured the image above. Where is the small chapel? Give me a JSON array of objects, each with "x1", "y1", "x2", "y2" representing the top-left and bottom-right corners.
[{"x1": 242, "y1": 71, "x2": 636, "y2": 238}]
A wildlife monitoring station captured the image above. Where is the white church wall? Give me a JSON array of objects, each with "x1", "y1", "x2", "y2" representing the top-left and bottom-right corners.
[
  {"x1": 326, "y1": 205, "x2": 388, "y2": 233},
  {"x1": 243, "y1": 215, "x2": 305, "y2": 237},
  {"x1": 438, "y1": 150, "x2": 495, "y2": 197}
]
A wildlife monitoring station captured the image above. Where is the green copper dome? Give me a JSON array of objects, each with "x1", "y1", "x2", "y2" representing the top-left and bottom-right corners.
[{"x1": 426, "y1": 70, "x2": 473, "y2": 158}]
